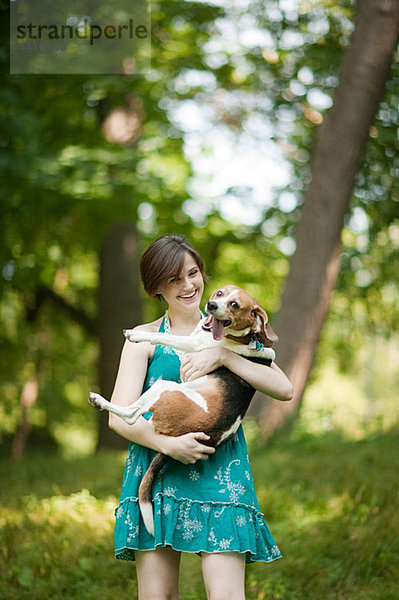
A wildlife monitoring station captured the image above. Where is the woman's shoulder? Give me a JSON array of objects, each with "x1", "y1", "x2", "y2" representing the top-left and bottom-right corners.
[
  {"x1": 131, "y1": 316, "x2": 163, "y2": 334},
  {"x1": 122, "y1": 317, "x2": 164, "y2": 360}
]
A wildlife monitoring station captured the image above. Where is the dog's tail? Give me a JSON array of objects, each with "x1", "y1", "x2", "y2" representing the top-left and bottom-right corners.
[{"x1": 139, "y1": 452, "x2": 169, "y2": 536}]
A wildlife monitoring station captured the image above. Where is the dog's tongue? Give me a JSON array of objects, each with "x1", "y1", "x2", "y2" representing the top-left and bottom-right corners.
[{"x1": 212, "y1": 318, "x2": 225, "y2": 341}]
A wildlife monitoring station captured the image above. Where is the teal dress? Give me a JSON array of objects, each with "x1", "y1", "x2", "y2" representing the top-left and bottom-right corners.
[{"x1": 114, "y1": 314, "x2": 282, "y2": 564}]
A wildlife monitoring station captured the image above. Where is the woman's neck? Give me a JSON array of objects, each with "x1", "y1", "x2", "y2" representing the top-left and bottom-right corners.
[{"x1": 167, "y1": 307, "x2": 202, "y2": 336}]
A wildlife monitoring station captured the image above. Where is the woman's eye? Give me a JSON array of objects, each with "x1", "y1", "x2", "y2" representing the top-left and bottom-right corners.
[{"x1": 190, "y1": 269, "x2": 199, "y2": 277}]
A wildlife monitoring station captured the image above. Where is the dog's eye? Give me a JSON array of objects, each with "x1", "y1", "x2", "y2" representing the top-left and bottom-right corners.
[
  {"x1": 230, "y1": 301, "x2": 239, "y2": 309},
  {"x1": 216, "y1": 290, "x2": 223, "y2": 297}
]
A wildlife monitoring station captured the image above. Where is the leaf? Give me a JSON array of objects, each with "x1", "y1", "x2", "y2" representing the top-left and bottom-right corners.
[{"x1": 17, "y1": 565, "x2": 34, "y2": 588}]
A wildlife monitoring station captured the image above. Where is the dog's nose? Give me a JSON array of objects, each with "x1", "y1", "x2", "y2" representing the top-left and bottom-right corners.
[{"x1": 206, "y1": 301, "x2": 218, "y2": 312}]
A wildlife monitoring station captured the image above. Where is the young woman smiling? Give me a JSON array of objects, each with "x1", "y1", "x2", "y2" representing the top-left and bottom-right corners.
[{"x1": 108, "y1": 234, "x2": 293, "y2": 600}]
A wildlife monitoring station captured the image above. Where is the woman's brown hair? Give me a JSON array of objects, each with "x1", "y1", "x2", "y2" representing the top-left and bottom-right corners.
[{"x1": 140, "y1": 234, "x2": 208, "y2": 299}]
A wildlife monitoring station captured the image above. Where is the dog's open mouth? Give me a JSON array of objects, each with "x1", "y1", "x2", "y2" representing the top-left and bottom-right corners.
[{"x1": 202, "y1": 316, "x2": 232, "y2": 341}]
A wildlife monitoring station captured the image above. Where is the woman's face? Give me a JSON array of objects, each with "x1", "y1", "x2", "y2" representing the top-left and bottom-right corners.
[{"x1": 157, "y1": 252, "x2": 204, "y2": 311}]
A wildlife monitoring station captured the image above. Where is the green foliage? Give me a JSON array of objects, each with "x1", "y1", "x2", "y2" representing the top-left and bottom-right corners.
[
  {"x1": 1, "y1": 428, "x2": 398, "y2": 599},
  {"x1": 1, "y1": 0, "x2": 398, "y2": 451},
  {"x1": 0, "y1": 1, "x2": 228, "y2": 448}
]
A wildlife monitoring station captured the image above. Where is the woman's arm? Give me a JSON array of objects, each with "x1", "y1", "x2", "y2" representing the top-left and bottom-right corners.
[
  {"x1": 108, "y1": 337, "x2": 215, "y2": 463},
  {"x1": 180, "y1": 347, "x2": 293, "y2": 401},
  {"x1": 111, "y1": 413, "x2": 215, "y2": 464},
  {"x1": 222, "y1": 351, "x2": 293, "y2": 400}
]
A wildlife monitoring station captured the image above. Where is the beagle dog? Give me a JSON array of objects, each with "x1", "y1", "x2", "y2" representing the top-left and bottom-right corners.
[{"x1": 89, "y1": 285, "x2": 278, "y2": 536}]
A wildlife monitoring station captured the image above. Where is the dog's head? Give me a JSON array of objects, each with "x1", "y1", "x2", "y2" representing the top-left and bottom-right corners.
[{"x1": 203, "y1": 285, "x2": 278, "y2": 347}]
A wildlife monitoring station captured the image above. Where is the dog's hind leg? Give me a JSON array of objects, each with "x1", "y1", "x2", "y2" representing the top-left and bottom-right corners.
[
  {"x1": 88, "y1": 380, "x2": 170, "y2": 426},
  {"x1": 88, "y1": 393, "x2": 144, "y2": 425}
]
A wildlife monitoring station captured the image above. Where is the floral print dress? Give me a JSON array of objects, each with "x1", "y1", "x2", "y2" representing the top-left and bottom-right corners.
[{"x1": 114, "y1": 314, "x2": 282, "y2": 564}]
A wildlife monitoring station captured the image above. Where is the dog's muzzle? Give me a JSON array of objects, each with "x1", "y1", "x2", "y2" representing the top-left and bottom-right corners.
[
  {"x1": 205, "y1": 301, "x2": 230, "y2": 321},
  {"x1": 204, "y1": 301, "x2": 233, "y2": 341}
]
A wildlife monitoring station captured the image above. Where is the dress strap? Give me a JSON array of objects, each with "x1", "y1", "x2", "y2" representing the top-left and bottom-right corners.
[
  {"x1": 163, "y1": 311, "x2": 171, "y2": 334},
  {"x1": 163, "y1": 310, "x2": 204, "y2": 336}
]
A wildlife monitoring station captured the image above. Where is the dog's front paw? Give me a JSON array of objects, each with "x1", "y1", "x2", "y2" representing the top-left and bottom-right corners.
[
  {"x1": 89, "y1": 392, "x2": 107, "y2": 411},
  {"x1": 123, "y1": 329, "x2": 150, "y2": 344}
]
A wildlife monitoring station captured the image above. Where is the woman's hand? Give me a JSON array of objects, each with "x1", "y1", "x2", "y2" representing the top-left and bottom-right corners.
[
  {"x1": 161, "y1": 432, "x2": 216, "y2": 464},
  {"x1": 180, "y1": 348, "x2": 227, "y2": 382}
]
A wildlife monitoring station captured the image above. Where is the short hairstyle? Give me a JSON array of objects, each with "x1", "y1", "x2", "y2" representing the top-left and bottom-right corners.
[{"x1": 140, "y1": 234, "x2": 208, "y2": 299}]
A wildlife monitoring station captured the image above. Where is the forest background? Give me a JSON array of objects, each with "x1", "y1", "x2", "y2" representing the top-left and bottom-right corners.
[{"x1": 1, "y1": 1, "x2": 398, "y2": 598}]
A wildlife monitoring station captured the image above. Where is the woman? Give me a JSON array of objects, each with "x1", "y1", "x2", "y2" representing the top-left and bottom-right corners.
[{"x1": 109, "y1": 233, "x2": 293, "y2": 600}]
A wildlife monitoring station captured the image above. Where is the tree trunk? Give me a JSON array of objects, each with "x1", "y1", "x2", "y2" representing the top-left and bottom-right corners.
[
  {"x1": 97, "y1": 222, "x2": 142, "y2": 449},
  {"x1": 251, "y1": 0, "x2": 399, "y2": 437},
  {"x1": 11, "y1": 378, "x2": 39, "y2": 461}
]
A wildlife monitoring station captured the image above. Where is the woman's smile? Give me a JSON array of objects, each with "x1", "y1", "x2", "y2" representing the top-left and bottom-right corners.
[{"x1": 178, "y1": 289, "x2": 198, "y2": 301}]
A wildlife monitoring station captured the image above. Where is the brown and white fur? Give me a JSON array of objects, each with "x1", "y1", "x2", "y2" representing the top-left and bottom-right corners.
[{"x1": 89, "y1": 285, "x2": 278, "y2": 536}]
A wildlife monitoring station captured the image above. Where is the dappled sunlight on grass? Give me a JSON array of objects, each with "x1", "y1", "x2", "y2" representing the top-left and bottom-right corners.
[
  {"x1": 1, "y1": 489, "x2": 126, "y2": 600},
  {"x1": 0, "y1": 450, "x2": 133, "y2": 598},
  {"x1": 21, "y1": 488, "x2": 115, "y2": 533},
  {"x1": 247, "y1": 430, "x2": 399, "y2": 599},
  {"x1": 298, "y1": 357, "x2": 399, "y2": 440},
  {"x1": 1, "y1": 431, "x2": 398, "y2": 599}
]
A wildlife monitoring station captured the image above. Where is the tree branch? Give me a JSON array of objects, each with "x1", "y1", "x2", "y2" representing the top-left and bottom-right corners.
[{"x1": 26, "y1": 285, "x2": 98, "y2": 336}]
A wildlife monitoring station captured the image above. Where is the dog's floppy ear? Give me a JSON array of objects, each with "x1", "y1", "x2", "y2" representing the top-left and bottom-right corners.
[{"x1": 251, "y1": 305, "x2": 279, "y2": 347}]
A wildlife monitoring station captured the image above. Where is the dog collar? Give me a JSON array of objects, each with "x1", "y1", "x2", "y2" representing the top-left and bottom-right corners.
[
  {"x1": 248, "y1": 336, "x2": 275, "y2": 360},
  {"x1": 226, "y1": 326, "x2": 251, "y2": 337}
]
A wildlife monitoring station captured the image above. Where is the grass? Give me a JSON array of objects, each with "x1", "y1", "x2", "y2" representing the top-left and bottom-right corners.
[
  {"x1": 247, "y1": 429, "x2": 399, "y2": 600},
  {"x1": 1, "y1": 428, "x2": 398, "y2": 599}
]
